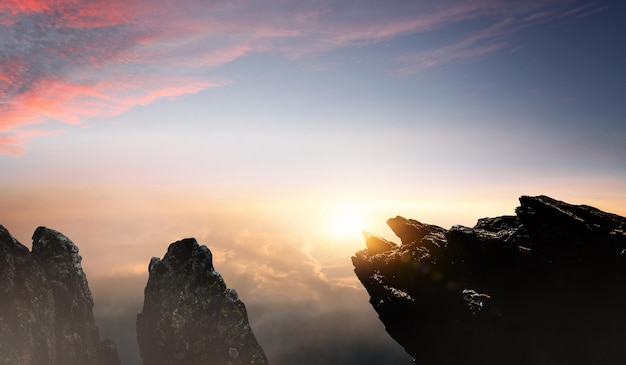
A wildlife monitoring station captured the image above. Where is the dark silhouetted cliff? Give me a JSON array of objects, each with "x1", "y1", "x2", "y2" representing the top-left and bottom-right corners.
[
  {"x1": 136, "y1": 238, "x2": 268, "y2": 365},
  {"x1": 352, "y1": 195, "x2": 626, "y2": 364},
  {"x1": 0, "y1": 225, "x2": 120, "y2": 365}
]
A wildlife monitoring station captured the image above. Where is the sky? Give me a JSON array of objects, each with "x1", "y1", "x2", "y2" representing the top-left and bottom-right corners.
[{"x1": 1, "y1": 0, "x2": 625, "y2": 363}]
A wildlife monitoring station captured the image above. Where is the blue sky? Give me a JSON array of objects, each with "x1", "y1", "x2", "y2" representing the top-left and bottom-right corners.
[{"x1": 1, "y1": 1, "x2": 625, "y2": 364}]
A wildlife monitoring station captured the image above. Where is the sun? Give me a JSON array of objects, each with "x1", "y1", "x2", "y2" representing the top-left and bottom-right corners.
[{"x1": 327, "y1": 206, "x2": 365, "y2": 238}]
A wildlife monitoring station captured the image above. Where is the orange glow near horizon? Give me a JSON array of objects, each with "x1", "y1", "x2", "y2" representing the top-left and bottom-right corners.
[{"x1": 2, "y1": 177, "x2": 626, "y2": 297}]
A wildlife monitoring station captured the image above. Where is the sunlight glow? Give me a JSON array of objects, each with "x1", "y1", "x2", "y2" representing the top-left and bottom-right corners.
[{"x1": 326, "y1": 205, "x2": 366, "y2": 239}]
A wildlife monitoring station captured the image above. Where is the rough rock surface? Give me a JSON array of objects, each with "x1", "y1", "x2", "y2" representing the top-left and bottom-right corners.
[
  {"x1": 0, "y1": 225, "x2": 56, "y2": 364},
  {"x1": 0, "y1": 225, "x2": 120, "y2": 365},
  {"x1": 352, "y1": 196, "x2": 626, "y2": 364},
  {"x1": 136, "y1": 238, "x2": 268, "y2": 365}
]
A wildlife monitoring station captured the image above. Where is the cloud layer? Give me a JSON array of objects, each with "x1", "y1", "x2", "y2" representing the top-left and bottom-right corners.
[{"x1": 0, "y1": 0, "x2": 598, "y2": 153}]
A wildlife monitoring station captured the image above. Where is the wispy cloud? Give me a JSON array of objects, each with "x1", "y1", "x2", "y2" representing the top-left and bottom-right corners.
[
  {"x1": 393, "y1": 0, "x2": 604, "y2": 74},
  {"x1": 0, "y1": 0, "x2": 239, "y2": 151},
  {"x1": 0, "y1": 129, "x2": 60, "y2": 155},
  {"x1": 524, "y1": 10, "x2": 554, "y2": 22},
  {"x1": 395, "y1": 18, "x2": 513, "y2": 74},
  {"x1": 0, "y1": 0, "x2": 600, "y2": 153},
  {"x1": 564, "y1": 1, "x2": 608, "y2": 18}
]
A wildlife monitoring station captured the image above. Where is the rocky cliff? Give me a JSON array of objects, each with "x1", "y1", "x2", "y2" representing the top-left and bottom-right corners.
[
  {"x1": 136, "y1": 238, "x2": 268, "y2": 365},
  {"x1": 0, "y1": 225, "x2": 120, "y2": 365},
  {"x1": 352, "y1": 195, "x2": 626, "y2": 364},
  {"x1": 1, "y1": 225, "x2": 267, "y2": 365}
]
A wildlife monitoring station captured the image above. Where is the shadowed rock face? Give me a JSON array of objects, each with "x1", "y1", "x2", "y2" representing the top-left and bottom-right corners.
[
  {"x1": 0, "y1": 225, "x2": 120, "y2": 365},
  {"x1": 352, "y1": 196, "x2": 626, "y2": 365},
  {"x1": 0, "y1": 225, "x2": 56, "y2": 364},
  {"x1": 136, "y1": 238, "x2": 268, "y2": 365}
]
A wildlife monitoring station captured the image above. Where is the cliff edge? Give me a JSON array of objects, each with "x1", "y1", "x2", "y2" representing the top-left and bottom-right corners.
[{"x1": 352, "y1": 195, "x2": 626, "y2": 364}]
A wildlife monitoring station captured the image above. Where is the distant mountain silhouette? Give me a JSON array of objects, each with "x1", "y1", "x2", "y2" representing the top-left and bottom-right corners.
[{"x1": 352, "y1": 195, "x2": 626, "y2": 364}]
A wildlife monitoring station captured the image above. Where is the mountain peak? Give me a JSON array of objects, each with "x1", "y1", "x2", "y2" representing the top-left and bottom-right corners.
[
  {"x1": 0, "y1": 225, "x2": 120, "y2": 365},
  {"x1": 137, "y1": 238, "x2": 268, "y2": 365}
]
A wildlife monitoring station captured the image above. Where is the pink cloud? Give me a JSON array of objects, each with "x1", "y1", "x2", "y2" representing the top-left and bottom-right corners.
[
  {"x1": 0, "y1": 0, "x2": 146, "y2": 27},
  {"x1": 2, "y1": 74, "x2": 223, "y2": 128},
  {"x1": 0, "y1": 0, "x2": 233, "y2": 151},
  {"x1": 0, "y1": 0, "x2": 596, "y2": 153},
  {"x1": 0, "y1": 129, "x2": 61, "y2": 155}
]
